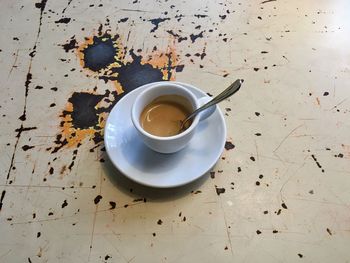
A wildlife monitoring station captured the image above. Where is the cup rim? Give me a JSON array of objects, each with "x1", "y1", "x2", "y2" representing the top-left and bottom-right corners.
[{"x1": 131, "y1": 82, "x2": 200, "y2": 141}]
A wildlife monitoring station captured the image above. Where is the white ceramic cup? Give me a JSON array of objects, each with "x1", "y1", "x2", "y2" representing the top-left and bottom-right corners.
[{"x1": 131, "y1": 82, "x2": 216, "y2": 154}]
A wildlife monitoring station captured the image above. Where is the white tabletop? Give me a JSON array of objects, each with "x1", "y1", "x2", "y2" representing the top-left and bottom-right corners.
[{"x1": 0, "y1": 0, "x2": 350, "y2": 262}]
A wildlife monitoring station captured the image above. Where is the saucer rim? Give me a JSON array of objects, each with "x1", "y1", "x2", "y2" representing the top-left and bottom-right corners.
[{"x1": 104, "y1": 81, "x2": 227, "y2": 188}]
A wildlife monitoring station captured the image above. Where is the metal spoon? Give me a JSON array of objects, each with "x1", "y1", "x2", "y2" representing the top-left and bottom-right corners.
[{"x1": 180, "y1": 79, "x2": 243, "y2": 131}]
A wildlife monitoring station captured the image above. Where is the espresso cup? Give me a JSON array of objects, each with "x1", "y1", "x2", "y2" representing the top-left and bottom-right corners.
[{"x1": 131, "y1": 82, "x2": 216, "y2": 153}]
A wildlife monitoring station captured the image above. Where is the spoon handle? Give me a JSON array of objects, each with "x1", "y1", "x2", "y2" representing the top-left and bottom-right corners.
[{"x1": 185, "y1": 79, "x2": 243, "y2": 123}]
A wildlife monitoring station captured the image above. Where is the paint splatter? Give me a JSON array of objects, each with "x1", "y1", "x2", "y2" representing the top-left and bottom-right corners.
[
  {"x1": 109, "y1": 201, "x2": 116, "y2": 209},
  {"x1": 215, "y1": 186, "x2": 226, "y2": 195},
  {"x1": 149, "y1": 18, "x2": 170, "y2": 32},
  {"x1": 55, "y1": 17, "x2": 71, "y2": 24},
  {"x1": 94, "y1": 195, "x2": 102, "y2": 204},
  {"x1": 53, "y1": 27, "x2": 182, "y2": 152},
  {"x1": 225, "y1": 141, "x2": 235, "y2": 150}
]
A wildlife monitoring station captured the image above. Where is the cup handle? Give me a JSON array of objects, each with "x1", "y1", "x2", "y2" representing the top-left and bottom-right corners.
[{"x1": 197, "y1": 96, "x2": 217, "y2": 121}]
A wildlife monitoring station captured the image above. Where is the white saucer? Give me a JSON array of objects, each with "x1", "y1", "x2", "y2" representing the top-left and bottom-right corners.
[{"x1": 104, "y1": 81, "x2": 226, "y2": 188}]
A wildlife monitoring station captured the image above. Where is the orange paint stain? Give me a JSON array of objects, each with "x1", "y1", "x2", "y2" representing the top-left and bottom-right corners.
[{"x1": 54, "y1": 28, "x2": 181, "y2": 152}]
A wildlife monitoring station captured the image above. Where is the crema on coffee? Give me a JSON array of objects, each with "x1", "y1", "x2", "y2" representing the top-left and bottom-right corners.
[{"x1": 140, "y1": 95, "x2": 192, "y2": 137}]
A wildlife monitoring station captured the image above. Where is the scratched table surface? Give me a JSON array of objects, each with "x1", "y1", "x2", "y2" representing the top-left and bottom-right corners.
[{"x1": 1, "y1": 0, "x2": 350, "y2": 262}]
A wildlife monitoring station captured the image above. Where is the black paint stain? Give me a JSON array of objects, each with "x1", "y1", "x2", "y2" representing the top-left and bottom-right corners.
[
  {"x1": 0, "y1": 190, "x2": 6, "y2": 211},
  {"x1": 49, "y1": 167, "x2": 54, "y2": 175},
  {"x1": 326, "y1": 228, "x2": 332, "y2": 235},
  {"x1": 82, "y1": 34, "x2": 120, "y2": 72},
  {"x1": 68, "y1": 92, "x2": 106, "y2": 129},
  {"x1": 118, "y1": 17, "x2": 129, "y2": 23},
  {"x1": 157, "y1": 219, "x2": 163, "y2": 225},
  {"x1": 323, "y1": 91, "x2": 329, "y2": 96},
  {"x1": 255, "y1": 181, "x2": 260, "y2": 186},
  {"x1": 61, "y1": 36, "x2": 78, "y2": 52},
  {"x1": 272, "y1": 230, "x2": 278, "y2": 233},
  {"x1": 94, "y1": 195, "x2": 102, "y2": 204},
  {"x1": 194, "y1": 14, "x2": 208, "y2": 18},
  {"x1": 281, "y1": 202, "x2": 288, "y2": 209},
  {"x1": 54, "y1": 28, "x2": 178, "y2": 152},
  {"x1": 166, "y1": 30, "x2": 188, "y2": 43},
  {"x1": 256, "y1": 230, "x2": 261, "y2": 235},
  {"x1": 335, "y1": 153, "x2": 344, "y2": 158},
  {"x1": 37, "y1": 232, "x2": 41, "y2": 238},
  {"x1": 109, "y1": 201, "x2": 116, "y2": 209},
  {"x1": 22, "y1": 145, "x2": 35, "y2": 151},
  {"x1": 298, "y1": 253, "x2": 303, "y2": 258},
  {"x1": 225, "y1": 141, "x2": 235, "y2": 150},
  {"x1": 105, "y1": 255, "x2": 111, "y2": 260},
  {"x1": 250, "y1": 156, "x2": 256, "y2": 161},
  {"x1": 68, "y1": 160, "x2": 74, "y2": 170},
  {"x1": 149, "y1": 18, "x2": 170, "y2": 32},
  {"x1": 237, "y1": 167, "x2": 241, "y2": 172},
  {"x1": 28, "y1": 258, "x2": 32, "y2": 263},
  {"x1": 255, "y1": 133, "x2": 262, "y2": 136},
  {"x1": 15, "y1": 125, "x2": 37, "y2": 138},
  {"x1": 7, "y1": 0, "x2": 47, "y2": 188},
  {"x1": 215, "y1": 186, "x2": 226, "y2": 195},
  {"x1": 107, "y1": 50, "x2": 164, "y2": 93},
  {"x1": 190, "y1": 31, "x2": 204, "y2": 43},
  {"x1": 62, "y1": 0, "x2": 73, "y2": 14},
  {"x1": 311, "y1": 154, "x2": 324, "y2": 172},
  {"x1": 255, "y1": 112, "x2": 260, "y2": 116},
  {"x1": 19, "y1": 73, "x2": 32, "y2": 121},
  {"x1": 175, "y1": 64, "x2": 184, "y2": 72},
  {"x1": 35, "y1": 0, "x2": 47, "y2": 11},
  {"x1": 55, "y1": 17, "x2": 71, "y2": 24},
  {"x1": 61, "y1": 199, "x2": 68, "y2": 208},
  {"x1": 253, "y1": 68, "x2": 260, "y2": 71},
  {"x1": 48, "y1": 212, "x2": 54, "y2": 216},
  {"x1": 210, "y1": 171, "x2": 215, "y2": 178}
]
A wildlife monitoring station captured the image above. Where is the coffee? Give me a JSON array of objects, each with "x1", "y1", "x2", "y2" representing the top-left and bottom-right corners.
[{"x1": 140, "y1": 95, "x2": 192, "y2": 137}]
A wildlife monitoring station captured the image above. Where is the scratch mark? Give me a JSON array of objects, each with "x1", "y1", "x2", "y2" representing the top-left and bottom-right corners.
[
  {"x1": 6, "y1": 0, "x2": 48, "y2": 187},
  {"x1": 220, "y1": 202, "x2": 233, "y2": 255},
  {"x1": 88, "y1": 169, "x2": 103, "y2": 261},
  {"x1": 273, "y1": 124, "x2": 303, "y2": 152},
  {"x1": 0, "y1": 250, "x2": 12, "y2": 259},
  {"x1": 62, "y1": 0, "x2": 73, "y2": 14},
  {"x1": 7, "y1": 49, "x2": 19, "y2": 78},
  {"x1": 0, "y1": 190, "x2": 6, "y2": 211},
  {"x1": 105, "y1": 231, "x2": 131, "y2": 263},
  {"x1": 120, "y1": 8, "x2": 154, "y2": 13},
  {"x1": 261, "y1": 0, "x2": 276, "y2": 4},
  {"x1": 254, "y1": 140, "x2": 259, "y2": 161},
  {"x1": 327, "y1": 98, "x2": 347, "y2": 111}
]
